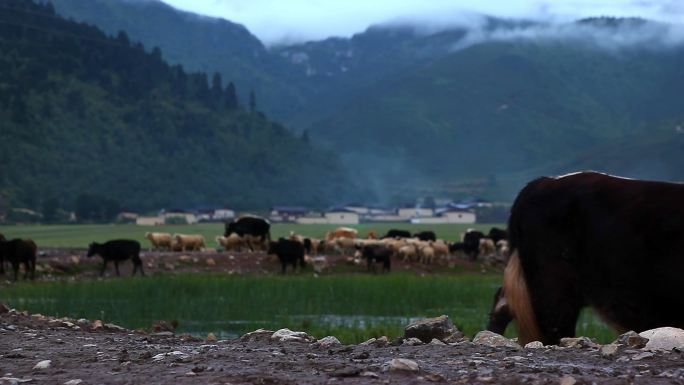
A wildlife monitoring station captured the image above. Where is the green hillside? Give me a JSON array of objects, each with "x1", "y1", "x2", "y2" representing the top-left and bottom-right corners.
[
  {"x1": 31, "y1": 1, "x2": 684, "y2": 201},
  {"x1": 0, "y1": 1, "x2": 360, "y2": 215},
  {"x1": 308, "y1": 35, "x2": 684, "y2": 197},
  {"x1": 49, "y1": 0, "x2": 307, "y2": 121}
]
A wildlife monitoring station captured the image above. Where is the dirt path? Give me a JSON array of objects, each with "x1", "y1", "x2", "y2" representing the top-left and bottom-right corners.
[{"x1": 1, "y1": 307, "x2": 682, "y2": 384}]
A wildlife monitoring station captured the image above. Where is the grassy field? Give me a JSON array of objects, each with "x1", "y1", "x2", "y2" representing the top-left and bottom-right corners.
[
  {"x1": 0, "y1": 223, "x2": 501, "y2": 248},
  {"x1": 0, "y1": 273, "x2": 616, "y2": 344}
]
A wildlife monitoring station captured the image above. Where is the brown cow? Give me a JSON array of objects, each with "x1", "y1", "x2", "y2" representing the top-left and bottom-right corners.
[{"x1": 325, "y1": 227, "x2": 358, "y2": 241}]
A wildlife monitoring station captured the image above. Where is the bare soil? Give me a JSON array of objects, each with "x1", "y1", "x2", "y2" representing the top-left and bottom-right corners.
[
  {"x1": 29, "y1": 248, "x2": 485, "y2": 279},
  {"x1": 1, "y1": 307, "x2": 683, "y2": 385}
]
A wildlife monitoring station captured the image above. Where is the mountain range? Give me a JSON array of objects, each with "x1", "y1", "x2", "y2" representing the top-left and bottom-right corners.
[{"x1": 35, "y1": 0, "x2": 684, "y2": 203}]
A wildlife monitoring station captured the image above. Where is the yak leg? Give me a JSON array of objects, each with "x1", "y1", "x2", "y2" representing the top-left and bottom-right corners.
[
  {"x1": 12, "y1": 261, "x2": 20, "y2": 281},
  {"x1": 23, "y1": 260, "x2": 29, "y2": 279},
  {"x1": 487, "y1": 286, "x2": 513, "y2": 335},
  {"x1": 114, "y1": 260, "x2": 121, "y2": 276},
  {"x1": 100, "y1": 259, "x2": 108, "y2": 276}
]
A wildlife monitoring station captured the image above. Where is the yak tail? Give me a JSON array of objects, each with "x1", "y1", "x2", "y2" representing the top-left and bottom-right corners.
[{"x1": 503, "y1": 250, "x2": 542, "y2": 345}]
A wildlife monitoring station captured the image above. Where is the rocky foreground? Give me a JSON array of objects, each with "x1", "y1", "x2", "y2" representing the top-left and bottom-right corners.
[{"x1": 0, "y1": 307, "x2": 683, "y2": 385}]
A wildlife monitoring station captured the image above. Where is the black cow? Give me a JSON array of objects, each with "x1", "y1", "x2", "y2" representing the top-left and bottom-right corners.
[
  {"x1": 500, "y1": 172, "x2": 684, "y2": 345},
  {"x1": 487, "y1": 227, "x2": 508, "y2": 245},
  {"x1": 87, "y1": 240, "x2": 144, "y2": 277},
  {"x1": 225, "y1": 216, "x2": 271, "y2": 251},
  {"x1": 462, "y1": 230, "x2": 484, "y2": 261},
  {"x1": 360, "y1": 245, "x2": 392, "y2": 273},
  {"x1": 413, "y1": 231, "x2": 436, "y2": 242},
  {"x1": 0, "y1": 238, "x2": 36, "y2": 281},
  {"x1": 267, "y1": 238, "x2": 305, "y2": 274},
  {"x1": 302, "y1": 238, "x2": 313, "y2": 255},
  {"x1": 383, "y1": 229, "x2": 411, "y2": 239}
]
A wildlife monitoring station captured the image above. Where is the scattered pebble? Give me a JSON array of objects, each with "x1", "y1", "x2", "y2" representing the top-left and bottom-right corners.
[
  {"x1": 472, "y1": 331, "x2": 520, "y2": 349},
  {"x1": 271, "y1": 328, "x2": 315, "y2": 343},
  {"x1": 387, "y1": 358, "x2": 419, "y2": 372},
  {"x1": 32, "y1": 360, "x2": 51, "y2": 371}
]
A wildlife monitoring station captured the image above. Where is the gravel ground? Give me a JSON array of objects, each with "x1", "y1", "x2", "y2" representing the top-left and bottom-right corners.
[{"x1": 1, "y1": 307, "x2": 683, "y2": 385}]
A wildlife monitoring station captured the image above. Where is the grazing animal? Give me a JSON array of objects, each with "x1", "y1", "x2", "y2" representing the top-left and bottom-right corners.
[
  {"x1": 173, "y1": 234, "x2": 205, "y2": 251},
  {"x1": 488, "y1": 227, "x2": 508, "y2": 245},
  {"x1": 325, "y1": 227, "x2": 358, "y2": 241},
  {"x1": 432, "y1": 240, "x2": 449, "y2": 260},
  {"x1": 225, "y1": 216, "x2": 271, "y2": 251},
  {"x1": 479, "y1": 238, "x2": 496, "y2": 257},
  {"x1": 419, "y1": 244, "x2": 435, "y2": 264},
  {"x1": 216, "y1": 233, "x2": 244, "y2": 252},
  {"x1": 462, "y1": 230, "x2": 484, "y2": 261},
  {"x1": 0, "y1": 238, "x2": 37, "y2": 280},
  {"x1": 360, "y1": 245, "x2": 392, "y2": 273},
  {"x1": 383, "y1": 229, "x2": 411, "y2": 239},
  {"x1": 448, "y1": 242, "x2": 465, "y2": 255},
  {"x1": 500, "y1": 172, "x2": 684, "y2": 345},
  {"x1": 303, "y1": 238, "x2": 321, "y2": 255},
  {"x1": 334, "y1": 237, "x2": 356, "y2": 254},
  {"x1": 413, "y1": 231, "x2": 437, "y2": 242},
  {"x1": 87, "y1": 240, "x2": 144, "y2": 277},
  {"x1": 144, "y1": 232, "x2": 173, "y2": 251},
  {"x1": 267, "y1": 238, "x2": 305, "y2": 274},
  {"x1": 398, "y1": 244, "x2": 417, "y2": 262},
  {"x1": 366, "y1": 229, "x2": 377, "y2": 239}
]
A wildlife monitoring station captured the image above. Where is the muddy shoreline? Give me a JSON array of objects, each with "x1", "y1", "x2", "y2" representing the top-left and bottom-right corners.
[{"x1": 1, "y1": 306, "x2": 683, "y2": 384}]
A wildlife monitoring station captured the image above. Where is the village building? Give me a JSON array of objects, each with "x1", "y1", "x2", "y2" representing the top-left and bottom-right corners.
[
  {"x1": 161, "y1": 209, "x2": 197, "y2": 224},
  {"x1": 398, "y1": 205, "x2": 434, "y2": 219},
  {"x1": 136, "y1": 216, "x2": 163, "y2": 226},
  {"x1": 270, "y1": 206, "x2": 311, "y2": 222}
]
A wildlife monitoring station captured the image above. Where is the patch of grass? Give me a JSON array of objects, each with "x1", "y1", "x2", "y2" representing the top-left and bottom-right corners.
[{"x1": 0, "y1": 273, "x2": 616, "y2": 344}]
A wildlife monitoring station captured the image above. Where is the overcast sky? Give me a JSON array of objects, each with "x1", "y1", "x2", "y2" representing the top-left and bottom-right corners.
[{"x1": 160, "y1": 0, "x2": 684, "y2": 44}]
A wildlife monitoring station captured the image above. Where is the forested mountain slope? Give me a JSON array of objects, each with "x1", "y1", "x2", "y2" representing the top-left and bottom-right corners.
[{"x1": 0, "y1": 1, "x2": 359, "y2": 213}]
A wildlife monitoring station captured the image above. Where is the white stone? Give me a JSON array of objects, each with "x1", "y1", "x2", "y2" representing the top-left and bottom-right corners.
[
  {"x1": 0, "y1": 377, "x2": 33, "y2": 384},
  {"x1": 600, "y1": 343, "x2": 620, "y2": 359},
  {"x1": 639, "y1": 327, "x2": 684, "y2": 351},
  {"x1": 631, "y1": 351, "x2": 655, "y2": 361},
  {"x1": 32, "y1": 360, "x2": 51, "y2": 371},
  {"x1": 402, "y1": 337, "x2": 423, "y2": 346},
  {"x1": 524, "y1": 341, "x2": 544, "y2": 349},
  {"x1": 270, "y1": 328, "x2": 315, "y2": 343},
  {"x1": 312, "y1": 336, "x2": 341, "y2": 348},
  {"x1": 387, "y1": 358, "x2": 419, "y2": 372},
  {"x1": 472, "y1": 331, "x2": 520, "y2": 349},
  {"x1": 151, "y1": 351, "x2": 189, "y2": 362},
  {"x1": 64, "y1": 380, "x2": 83, "y2": 385}
]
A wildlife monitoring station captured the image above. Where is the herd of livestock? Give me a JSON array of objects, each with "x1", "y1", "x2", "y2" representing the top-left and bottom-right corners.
[
  {"x1": 0, "y1": 215, "x2": 510, "y2": 280},
  {"x1": 3, "y1": 172, "x2": 682, "y2": 348}
]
